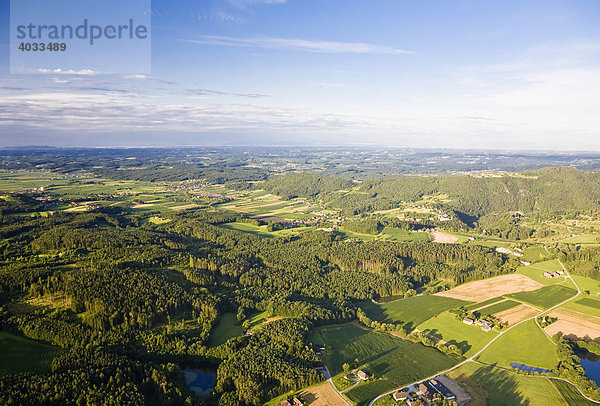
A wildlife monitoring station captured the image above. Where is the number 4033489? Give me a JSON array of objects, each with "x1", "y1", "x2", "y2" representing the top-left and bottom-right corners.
[{"x1": 18, "y1": 43, "x2": 67, "y2": 52}]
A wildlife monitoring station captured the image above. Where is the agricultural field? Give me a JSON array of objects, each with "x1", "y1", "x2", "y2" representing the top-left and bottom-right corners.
[
  {"x1": 507, "y1": 285, "x2": 577, "y2": 309},
  {"x1": 359, "y1": 295, "x2": 469, "y2": 331},
  {"x1": 545, "y1": 308, "x2": 600, "y2": 340},
  {"x1": 563, "y1": 296, "x2": 600, "y2": 318},
  {"x1": 464, "y1": 296, "x2": 505, "y2": 311},
  {"x1": 473, "y1": 299, "x2": 520, "y2": 317},
  {"x1": 493, "y1": 304, "x2": 540, "y2": 326},
  {"x1": 449, "y1": 362, "x2": 593, "y2": 405},
  {"x1": 0, "y1": 332, "x2": 65, "y2": 376},
  {"x1": 208, "y1": 313, "x2": 243, "y2": 347},
  {"x1": 416, "y1": 312, "x2": 498, "y2": 356},
  {"x1": 309, "y1": 323, "x2": 460, "y2": 406},
  {"x1": 436, "y1": 274, "x2": 544, "y2": 302},
  {"x1": 476, "y1": 320, "x2": 559, "y2": 370}
]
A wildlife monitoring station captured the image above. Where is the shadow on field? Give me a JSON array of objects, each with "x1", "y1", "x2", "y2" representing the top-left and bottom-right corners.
[{"x1": 471, "y1": 363, "x2": 530, "y2": 405}]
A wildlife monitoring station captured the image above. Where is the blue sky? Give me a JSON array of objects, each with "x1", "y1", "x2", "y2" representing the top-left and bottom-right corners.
[{"x1": 1, "y1": 0, "x2": 600, "y2": 149}]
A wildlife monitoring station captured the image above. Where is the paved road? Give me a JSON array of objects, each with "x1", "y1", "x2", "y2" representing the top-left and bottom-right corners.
[{"x1": 368, "y1": 257, "x2": 599, "y2": 405}]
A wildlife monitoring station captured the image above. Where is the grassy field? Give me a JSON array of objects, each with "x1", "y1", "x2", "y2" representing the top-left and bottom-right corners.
[
  {"x1": 450, "y1": 362, "x2": 591, "y2": 405},
  {"x1": 475, "y1": 300, "x2": 521, "y2": 317},
  {"x1": 521, "y1": 246, "x2": 554, "y2": 263},
  {"x1": 416, "y1": 312, "x2": 498, "y2": 356},
  {"x1": 309, "y1": 323, "x2": 461, "y2": 406},
  {"x1": 218, "y1": 221, "x2": 277, "y2": 237},
  {"x1": 563, "y1": 296, "x2": 600, "y2": 318},
  {"x1": 572, "y1": 275, "x2": 600, "y2": 295},
  {"x1": 208, "y1": 313, "x2": 243, "y2": 347},
  {"x1": 0, "y1": 332, "x2": 65, "y2": 376},
  {"x1": 562, "y1": 235, "x2": 600, "y2": 244},
  {"x1": 551, "y1": 379, "x2": 597, "y2": 405},
  {"x1": 507, "y1": 285, "x2": 577, "y2": 309},
  {"x1": 476, "y1": 320, "x2": 559, "y2": 370},
  {"x1": 380, "y1": 227, "x2": 430, "y2": 242},
  {"x1": 360, "y1": 295, "x2": 469, "y2": 331}
]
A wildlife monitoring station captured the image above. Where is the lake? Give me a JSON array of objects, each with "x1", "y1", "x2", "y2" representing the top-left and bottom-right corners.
[
  {"x1": 579, "y1": 350, "x2": 600, "y2": 385},
  {"x1": 183, "y1": 364, "x2": 216, "y2": 397}
]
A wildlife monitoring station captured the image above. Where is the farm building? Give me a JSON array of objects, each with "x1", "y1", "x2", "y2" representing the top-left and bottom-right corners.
[
  {"x1": 357, "y1": 370, "x2": 369, "y2": 380},
  {"x1": 393, "y1": 391, "x2": 408, "y2": 401},
  {"x1": 419, "y1": 383, "x2": 433, "y2": 399},
  {"x1": 430, "y1": 379, "x2": 456, "y2": 400},
  {"x1": 543, "y1": 271, "x2": 560, "y2": 278},
  {"x1": 462, "y1": 317, "x2": 474, "y2": 325}
]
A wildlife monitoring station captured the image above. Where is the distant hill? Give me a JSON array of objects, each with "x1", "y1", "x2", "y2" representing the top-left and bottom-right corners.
[{"x1": 263, "y1": 167, "x2": 600, "y2": 218}]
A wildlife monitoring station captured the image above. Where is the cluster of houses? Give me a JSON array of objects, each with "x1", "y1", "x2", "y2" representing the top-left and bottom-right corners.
[
  {"x1": 393, "y1": 379, "x2": 456, "y2": 404},
  {"x1": 463, "y1": 317, "x2": 494, "y2": 332}
]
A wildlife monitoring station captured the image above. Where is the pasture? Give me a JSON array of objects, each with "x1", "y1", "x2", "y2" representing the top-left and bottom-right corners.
[
  {"x1": 416, "y1": 312, "x2": 497, "y2": 356},
  {"x1": 507, "y1": 285, "x2": 577, "y2": 309},
  {"x1": 0, "y1": 332, "x2": 65, "y2": 376},
  {"x1": 476, "y1": 320, "x2": 559, "y2": 370},
  {"x1": 360, "y1": 295, "x2": 469, "y2": 331}
]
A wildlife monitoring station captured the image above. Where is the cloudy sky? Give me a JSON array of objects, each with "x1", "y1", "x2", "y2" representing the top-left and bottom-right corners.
[{"x1": 1, "y1": 0, "x2": 600, "y2": 149}]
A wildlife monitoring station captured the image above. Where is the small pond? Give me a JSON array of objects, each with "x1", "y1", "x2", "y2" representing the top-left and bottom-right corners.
[
  {"x1": 579, "y1": 350, "x2": 600, "y2": 385},
  {"x1": 510, "y1": 362, "x2": 551, "y2": 374},
  {"x1": 182, "y1": 364, "x2": 216, "y2": 397}
]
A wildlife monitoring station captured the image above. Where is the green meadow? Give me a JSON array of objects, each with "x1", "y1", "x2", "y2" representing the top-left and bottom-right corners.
[
  {"x1": 476, "y1": 320, "x2": 558, "y2": 370},
  {"x1": 360, "y1": 295, "x2": 469, "y2": 331},
  {"x1": 0, "y1": 332, "x2": 65, "y2": 376},
  {"x1": 416, "y1": 311, "x2": 497, "y2": 356}
]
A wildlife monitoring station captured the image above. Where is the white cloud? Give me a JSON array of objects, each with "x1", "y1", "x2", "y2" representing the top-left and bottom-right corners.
[
  {"x1": 37, "y1": 69, "x2": 100, "y2": 76},
  {"x1": 185, "y1": 35, "x2": 411, "y2": 55}
]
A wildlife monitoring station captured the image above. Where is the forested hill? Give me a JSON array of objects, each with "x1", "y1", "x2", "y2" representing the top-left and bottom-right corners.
[{"x1": 261, "y1": 167, "x2": 600, "y2": 218}]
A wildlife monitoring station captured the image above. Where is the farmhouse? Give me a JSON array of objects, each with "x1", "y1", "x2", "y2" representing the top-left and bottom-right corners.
[
  {"x1": 430, "y1": 379, "x2": 456, "y2": 400},
  {"x1": 543, "y1": 271, "x2": 560, "y2": 278},
  {"x1": 462, "y1": 317, "x2": 474, "y2": 325},
  {"x1": 419, "y1": 383, "x2": 433, "y2": 399},
  {"x1": 393, "y1": 391, "x2": 408, "y2": 401},
  {"x1": 356, "y1": 370, "x2": 369, "y2": 380}
]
